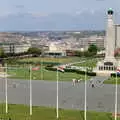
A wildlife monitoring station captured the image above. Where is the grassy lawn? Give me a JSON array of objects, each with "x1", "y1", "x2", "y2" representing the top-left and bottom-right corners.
[
  {"x1": 8, "y1": 66, "x2": 90, "y2": 81},
  {"x1": 0, "y1": 104, "x2": 117, "y2": 120},
  {"x1": 17, "y1": 57, "x2": 82, "y2": 64},
  {"x1": 74, "y1": 59, "x2": 97, "y2": 68},
  {"x1": 104, "y1": 77, "x2": 120, "y2": 84}
]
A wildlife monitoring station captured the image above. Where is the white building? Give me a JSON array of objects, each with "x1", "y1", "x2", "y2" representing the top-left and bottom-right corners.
[
  {"x1": 44, "y1": 42, "x2": 66, "y2": 57},
  {"x1": 0, "y1": 43, "x2": 31, "y2": 54},
  {"x1": 88, "y1": 35, "x2": 105, "y2": 49},
  {"x1": 115, "y1": 24, "x2": 120, "y2": 49}
]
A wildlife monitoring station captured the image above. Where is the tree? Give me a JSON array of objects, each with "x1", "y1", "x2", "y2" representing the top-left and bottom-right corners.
[
  {"x1": 0, "y1": 48, "x2": 6, "y2": 58},
  {"x1": 74, "y1": 51, "x2": 82, "y2": 57},
  {"x1": 84, "y1": 51, "x2": 95, "y2": 57},
  {"x1": 88, "y1": 44, "x2": 98, "y2": 54},
  {"x1": 27, "y1": 47, "x2": 41, "y2": 55}
]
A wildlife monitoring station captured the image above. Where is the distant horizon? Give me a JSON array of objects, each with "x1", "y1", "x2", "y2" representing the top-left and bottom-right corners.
[{"x1": 0, "y1": 29, "x2": 105, "y2": 33}]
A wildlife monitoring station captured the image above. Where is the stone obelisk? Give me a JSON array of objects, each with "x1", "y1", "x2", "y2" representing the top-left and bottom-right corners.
[
  {"x1": 104, "y1": 8, "x2": 116, "y2": 63},
  {"x1": 95, "y1": 8, "x2": 117, "y2": 76}
]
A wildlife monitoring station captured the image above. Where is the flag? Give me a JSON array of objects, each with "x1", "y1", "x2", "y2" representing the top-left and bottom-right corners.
[
  {"x1": 32, "y1": 66, "x2": 40, "y2": 71},
  {"x1": 57, "y1": 66, "x2": 64, "y2": 72}
]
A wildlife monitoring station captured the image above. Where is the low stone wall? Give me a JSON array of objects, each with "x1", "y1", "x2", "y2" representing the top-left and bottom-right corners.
[{"x1": 95, "y1": 71, "x2": 115, "y2": 76}]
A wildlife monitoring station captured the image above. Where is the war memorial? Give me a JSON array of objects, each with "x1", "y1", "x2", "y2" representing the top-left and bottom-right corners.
[{"x1": 95, "y1": 8, "x2": 120, "y2": 76}]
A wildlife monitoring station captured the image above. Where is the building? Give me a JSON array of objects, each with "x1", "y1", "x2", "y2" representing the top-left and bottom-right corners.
[
  {"x1": 88, "y1": 35, "x2": 105, "y2": 49},
  {"x1": 44, "y1": 51, "x2": 66, "y2": 57},
  {"x1": 44, "y1": 42, "x2": 66, "y2": 57},
  {"x1": 115, "y1": 24, "x2": 120, "y2": 49},
  {"x1": 0, "y1": 43, "x2": 31, "y2": 54},
  {"x1": 78, "y1": 35, "x2": 105, "y2": 51}
]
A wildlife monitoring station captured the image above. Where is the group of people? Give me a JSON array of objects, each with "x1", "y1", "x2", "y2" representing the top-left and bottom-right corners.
[
  {"x1": 72, "y1": 79, "x2": 81, "y2": 86},
  {"x1": 89, "y1": 79, "x2": 103, "y2": 88},
  {"x1": 72, "y1": 78, "x2": 102, "y2": 88}
]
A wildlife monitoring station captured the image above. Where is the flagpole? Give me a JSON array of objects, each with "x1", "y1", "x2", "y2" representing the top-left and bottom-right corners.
[
  {"x1": 41, "y1": 59, "x2": 43, "y2": 80},
  {"x1": 56, "y1": 67, "x2": 59, "y2": 119},
  {"x1": 115, "y1": 71, "x2": 118, "y2": 120},
  {"x1": 5, "y1": 63, "x2": 8, "y2": 114},
  {"x1": 30, "y1": 64, "x2": 32, "y2": 116},
  {"x1": 84, "y1": 67, "x2": 87, "y2": 120}
]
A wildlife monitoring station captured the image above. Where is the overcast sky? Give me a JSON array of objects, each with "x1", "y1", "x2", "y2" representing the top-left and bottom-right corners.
[
  {"x1": 0, "y1": 0, "x2": 119, "y2": 15},
  {"x1": 0, "y1": 0, "x2": 119, "y2": 31}
]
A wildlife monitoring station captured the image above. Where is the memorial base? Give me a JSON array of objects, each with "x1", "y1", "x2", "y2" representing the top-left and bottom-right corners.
[{"x1": 94, "y1": 59, "x2": 118, "y2": 76}]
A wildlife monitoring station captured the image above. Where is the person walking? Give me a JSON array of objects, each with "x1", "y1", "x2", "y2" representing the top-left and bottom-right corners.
[
  {"x1": 92, "y1": 83, "x2": 94, "y2": 88},
  {"x1": 89, "y1": 79, "x2": 93, "y2": 87},
  {"x1": 72, "y1": 78, "x2": 76, "y2": 86}
]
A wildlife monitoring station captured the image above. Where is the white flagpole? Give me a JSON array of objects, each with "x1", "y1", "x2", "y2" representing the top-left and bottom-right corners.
[
  {"x1": 115, "y1": 72, "x2": 118, "y2": 120},
  {"x1": 41, "y1": 59, "x2": 43, "y2": 80},
  {"x1": 5, "y1": 63, "x2": 8, "y2": 114},
  {"x1": 30, "y1": 65, "x2": 32, "y2": 116},
  {"x1": 84, "y1": 68, "x2": 87, "y2": 120},
  {"x1": 56, "y1": 67, "x2": 59, "y2": 119}
]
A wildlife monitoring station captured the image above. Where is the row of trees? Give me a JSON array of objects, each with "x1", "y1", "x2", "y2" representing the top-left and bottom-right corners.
[
  {"x1": 0, "y1": 44, "x2": 100, "y2": 58},
  {"x1": 0, "y1": 47, "x2": 41, "y2": 58},
  {"x1": 75, "y1": 44, "x2": 98, "y2": 57}
]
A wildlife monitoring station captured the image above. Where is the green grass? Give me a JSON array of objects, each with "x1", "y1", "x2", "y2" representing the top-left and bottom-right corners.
[
  {"x1": 104, "y1": 77, "x2": 120, "y2": 84},
  {"x1": 0, "y1": 104, "x2": 118, "y2": 120},
  {"x1": 8, "y1": 66, "x2": 90, "y2": 81},
  {"x1": 74, "y1": 59, "x2": 97, "y2": 68},
  {"x1": 17, "y1": 57, "x2": 82, "y2": 64},
  {"x1": 7, "y1": 57, "x2": 92, "y2": 81}
]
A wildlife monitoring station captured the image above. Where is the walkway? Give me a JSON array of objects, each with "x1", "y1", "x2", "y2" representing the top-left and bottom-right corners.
[{"x1": 0, "y1": 78, "x2": 119, "y2": 113}]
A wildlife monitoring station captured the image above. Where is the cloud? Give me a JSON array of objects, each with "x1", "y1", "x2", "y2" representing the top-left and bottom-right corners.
[
  {"x1": 90, "y1": 9, "x2": 95, "y2": 15},
  {"x1": 15, "y1": 5, "x2": 25, "y2": 8},
  {"x1": 30, "y1": 12, "x2": 49, "y2": 17},
  {"x1": 75, "y1": 11, "x2": 83, "y2": 15},
  {"x1": 0, "y1": 12, "x2": 12, "y2": 17},
  {"x1": 75, "y1": 8, "x2": 95, "y2": 15}
]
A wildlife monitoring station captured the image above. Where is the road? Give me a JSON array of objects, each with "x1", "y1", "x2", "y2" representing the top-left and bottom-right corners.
[{"x1": 0, "y1": 77, "x2": 120, "y2": 113}]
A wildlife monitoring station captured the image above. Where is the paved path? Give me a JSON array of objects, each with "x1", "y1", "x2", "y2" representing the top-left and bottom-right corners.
[
  {"x1": 89, "y1": 76, "x2": 110, "y2": 87},
  {"x1": 0, "y1": 78, "x2": 120, "y2": 113}
]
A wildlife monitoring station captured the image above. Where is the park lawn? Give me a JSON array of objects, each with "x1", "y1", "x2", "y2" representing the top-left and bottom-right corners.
[
  {"x1": 7, "y1": 67, "x2": 90, "y2": 81},
  {"x1": 17, "y1": 57, "x2": 82, "y2": 64},
  {"x1": 0, "y1": 104, "x2": 117, "y2": 120},
  {"x1": 74, "y1": 59, "x2": 97, "y2": 68},
  {"x1": 104, "y1": 77, "x2": 120, "y2": 84}
]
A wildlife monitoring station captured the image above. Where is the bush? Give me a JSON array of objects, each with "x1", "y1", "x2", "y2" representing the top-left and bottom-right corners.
[
  {"x1": 45, "y1": 66, "x2": 57, "y2": 71},
  {"x1": 64, "y1": 69, "x2": 78, "y2": 73},
  {"x1": 111, "y1": 73, "x2": 120, "y2": 77},
  {"x1": 45, "y1": 66, "x2": 96, "y2": 76},
  {"x1": 87, "y1": 72, "x2": 96, "y2": 76},
  {"x1": 76, "y1": 70, "x2": 85, "y2": 74},
  {"x1": 46, "y1": 64, "x2": 54, "y2": 67}
]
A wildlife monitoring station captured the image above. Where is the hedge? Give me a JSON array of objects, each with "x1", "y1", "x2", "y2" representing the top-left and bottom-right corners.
[
  {"x1": 16, "y1": 61, "x2": 61, "y2": 65},
  {"x1": 45, "y1": 66, "x2": 96, "y2": 76},
  {"x1": 111, "y1": 73, "x2": 120, "y2": 77},
  {"x1": 45, "y1": 66, "x2": 57, "y2": 71}
]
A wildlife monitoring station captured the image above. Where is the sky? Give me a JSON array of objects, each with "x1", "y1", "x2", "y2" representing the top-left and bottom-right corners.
[{"x1": 0, "y1": 0, "x2": 119, "y2": 31}]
